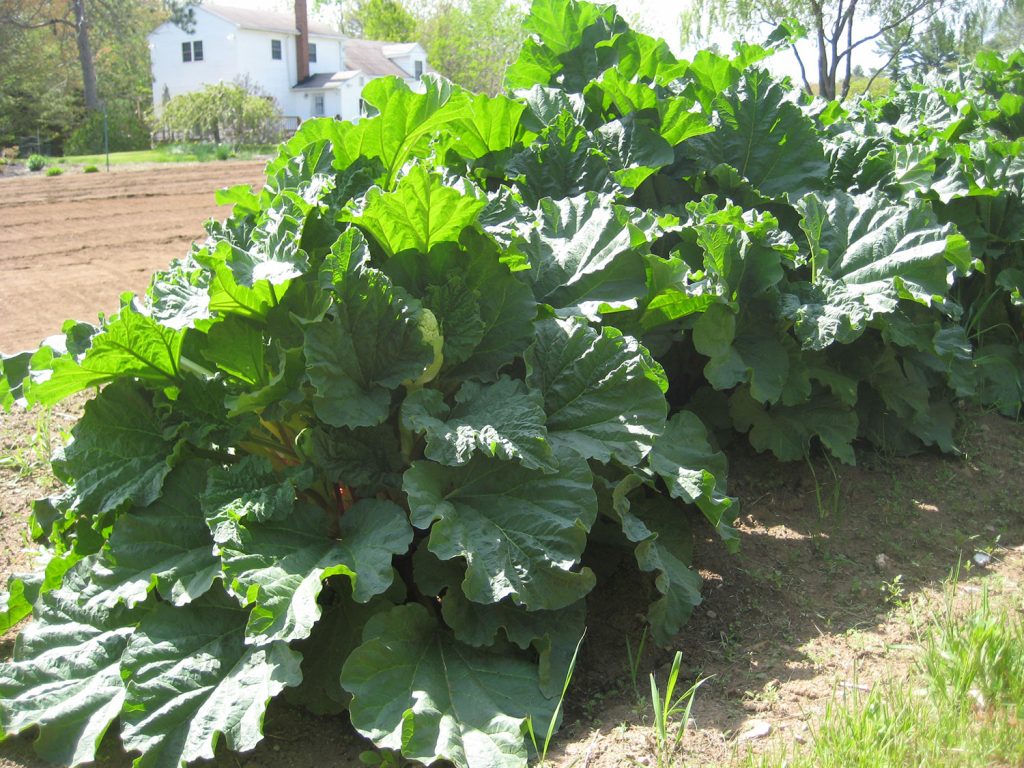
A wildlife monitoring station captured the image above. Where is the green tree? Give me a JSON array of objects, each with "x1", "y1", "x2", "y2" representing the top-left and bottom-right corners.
[
  {"x1": 415, "y1": 0, "x2": 525, "y2": 94},
  {"x1": 334, "y1": 0, "x2": 416, "y2": 40},
  {"x1": 682, "y1": 0, "x2": 950, "y2": 100},
  {"x1": 0, "y1": 7, "x2": 80, "y2": 148},
  {"x1": 989, "y1": 0, "x2": 1024, "y2": 51},
  {"x1": 0, "y1": 0, "x2": 196, "y2": 113},
  {"x1": 876, "y1": 6, "x2": 988, "y2": 79}
]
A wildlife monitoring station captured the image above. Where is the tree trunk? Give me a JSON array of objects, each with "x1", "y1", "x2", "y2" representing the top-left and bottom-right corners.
[
  {"x1": 813, "y1": 7, "x2": 834, "y2": 100},
  {"x1": 73, "y1": 0, "x2": 99, "y2": 111}
]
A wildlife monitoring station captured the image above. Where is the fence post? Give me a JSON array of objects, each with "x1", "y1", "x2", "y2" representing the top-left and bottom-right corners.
[{"x1": 104, "y1": 106, "x2": 110, "y2": 172}]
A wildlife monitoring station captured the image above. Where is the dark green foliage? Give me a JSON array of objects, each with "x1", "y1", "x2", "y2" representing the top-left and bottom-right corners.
[
  {"x1": 65, "y1": 105, "x2": 151, "y2": 155},
  {"x1": 0, "y1": 3, "x2": 1022, "y2": 768}
]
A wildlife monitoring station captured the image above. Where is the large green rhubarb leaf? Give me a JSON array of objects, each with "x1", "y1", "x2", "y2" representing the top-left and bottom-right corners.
[
  {"x1": 384, "y1": 232, "x2": 537, "y2": 381},
  {"x1": 348, "y1": 166, "x2": 486, "y2": 257},
  {"x1": 648, "y1": 412, "x2": 738, "y2": 550},
  {"x1": 342, "y1": 603, "x2": 556, "y2": 768},
  {"x1": 610, "y1": 486, "x2": 702, "y2": 645},
  {"x1": 119, "y1": 590, "x2": 302, "y2": 768},
  {"x1": 520, "y1": 193, "x2": 649, "y2": 319},
  {"x1": 27, "y1": 308, "x2": 183, "y2": 406},
  {"x1": 415, "y1": 551, "x2": 586, "y2": 698},
  {"x1": 0, "y1": 563, "x2": 143, "y2": 766},
  {"x1": 791, "y1": 191, "x2": 971, "y2": 349},
  {"x1": 202, "y1": 455, "x2": 302, "y2": 536},
  {"x1": 305, "y1": 267, "x2": 434, "y2": 428},
  {"x1": 89, "y1": 461, "x2": 219, "y2": 608},
  {"x1": 53, "y1": 380, "x2": 185, "y2": 517},
  {"x1": 730, "y1": 385, "x2": 859, "y2": 464},
  {"x1": 401, "y1": 377, "x2": 556, "y2": 472},
  {"x1": 686, "y1": 69, "x2": 826, "y2": 199},
  {"x1": 526, "y1": 317, "x2": 667, "y2": 465},
  {"x1": 214, "y1": 499, "x2": 412, "y2": 644},
  {"x1": 404, "y1": 452, "x2": 597, "y2": 610}
]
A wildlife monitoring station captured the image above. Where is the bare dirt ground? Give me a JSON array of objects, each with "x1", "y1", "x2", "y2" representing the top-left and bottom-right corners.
[
  {"x1": 0, "y1": 161, "x2": 264, "y2": 353},
  {"x1": 0, "y1": 162, "x2": 1022, "y2": 767}
]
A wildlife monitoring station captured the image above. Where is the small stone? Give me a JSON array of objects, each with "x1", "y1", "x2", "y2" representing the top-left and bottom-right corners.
[
  {"x1": 736, "y1": 720, "x2": 771, "y2": 742},
  {"x1": 973, "y1": 551, "x2": 993, "y2": 567},
  {"x1": 874, "y1": 553, "x2": 893, "y2": 571},
  {"x1": 706, "y1": 610, "x2": 717, "y2": 619}
]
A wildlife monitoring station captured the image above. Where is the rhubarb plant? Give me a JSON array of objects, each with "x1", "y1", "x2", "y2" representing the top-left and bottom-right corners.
[{"x1": 3, "y1": 1, "x2": 1024, "y2": 767}]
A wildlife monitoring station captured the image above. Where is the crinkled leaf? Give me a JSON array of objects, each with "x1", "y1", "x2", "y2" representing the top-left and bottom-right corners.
[
  {"x1": 348, "y1": 166, "x2": 486, "y2": 257},
  {"x1": 648, "y1": 411, "x2": 738, "y2": 550},
  {"x1": 342, "y1": 603, "x2": 556, "y2": 768},
  {"x1": 27, "y1": 309, "x2": 183, "y2": 406},
  {"x1": 53, "y1": 381, "x2": 186, "y2": 517},
  {"x1": 520, "y1": 193, "x2": 649, "y2": 319},
  {"x1": 401, "y1": 377, "x2": 556, "y2": 472},
  {"x1": 202, "y1": 455, "x2": 302, "y2": 537},
  {"x1": 0, "y1": 563, "x2": 144, "y2": 766},
  {"x1": 119, "y1": 590, "x2": 302, "y2": 768},
  {"x1": 89, "y1": 461, "x2": 219, "y2": 608},
  {"x1": 305, "y1": 267, "x2": 434, "y2": 428},
  {"x1": 404, "y1": 452, "x2": 597, "y2": 610},
  {"x1": 214, "y1": 500, "x2": 411, "y2": 644},
  {"x1": 687, "y1": 70, "x2": 826, "y2": 199},
  {"x1": 384, "y1": 233, "x2": 537, "y2": 382},
  {"x1": 526, "y1": 317, "x2": 667, "y2": 465}
]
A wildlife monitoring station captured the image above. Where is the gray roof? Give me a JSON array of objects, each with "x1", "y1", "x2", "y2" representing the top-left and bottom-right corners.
[
  {"x1": 291, "y1": 71, "x2": 360, "y2": 90},
  {"x1": 201, "y1": 2, "x2": 344, "y2": 39},
  {"x1": 342, "y1": 39, "x2": 414, "y2": 77}
]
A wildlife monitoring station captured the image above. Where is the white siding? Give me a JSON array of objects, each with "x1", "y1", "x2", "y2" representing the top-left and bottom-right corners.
[
  {"x1": 150, "y1": 10, "x2": 240, "y2": 109},
  {"x1": 149, "y1": 10, "x2": 428, "y2": 128},
  {"x1": 233, "y1": 29, "x2": 296, "y2": 113}
]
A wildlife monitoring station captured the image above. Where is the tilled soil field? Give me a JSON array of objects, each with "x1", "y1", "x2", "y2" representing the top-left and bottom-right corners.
[{"x1": 0, "y1": 162, "x2": 265, "y2": 353}]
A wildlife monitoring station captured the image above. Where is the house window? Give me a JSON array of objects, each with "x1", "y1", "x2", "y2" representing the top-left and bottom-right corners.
[
  {"x1": 313, "y1": 93, "x2": 325, "y2": 116},
  {"x1": 271, "y1": 39, "x2": 282, "y2": 60},
  {"x1": 181, "y1": 40, "x2": 203, "y2": 62},
  {"x1": 359, "y1": 97, "x2": 365, "y2": 116},
  {"x1": 308, "y1": 43, "x2": 317, "y2": 63},
  {"x1": 414, "y1": 60, "x2": 423, "y2": 78}
]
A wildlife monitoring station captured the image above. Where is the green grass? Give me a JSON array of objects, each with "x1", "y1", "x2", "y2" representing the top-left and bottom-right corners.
[
  {"x1": 741, "y1": 584, "x2": 1024, "y2": 768},
  {"x1": 50, "y1": 142, "x2": 276, "y2": 167}
]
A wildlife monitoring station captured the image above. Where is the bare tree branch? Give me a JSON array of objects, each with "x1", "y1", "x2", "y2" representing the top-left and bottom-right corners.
[
  {"x1": 838, "y1": 0, "x2": 931, "y2": 61},
  {"x1": 861, "y1": 33, "x2": 909, "y2": 97},
  {"x1": 791, "y1": 42, "x2": 814, "y2": 94}
]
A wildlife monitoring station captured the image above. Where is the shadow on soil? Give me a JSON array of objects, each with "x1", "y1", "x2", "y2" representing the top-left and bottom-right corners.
[{"x1": 553, "y1": 409, "x2": 1024, "y2": 766}]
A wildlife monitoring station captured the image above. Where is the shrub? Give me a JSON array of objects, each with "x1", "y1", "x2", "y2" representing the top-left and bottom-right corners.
[
  {"x1": 45, "y1": 166, "x2": 63, "y2": 176},
  {"x1": 65, "y1": 104, "x2": 151, "y2": 155},
  {"x1": 157, "y1": 82, "x2": 283, "y2": 144},
  {"x1": 83, "y1": 164, "x2": 99, "y2": 173},
  {"x1": 26, "y1": 153, "x2": 45, "y2": 171},
  {"x1": 214, "y1": 143, "x2": 233, "y2": 160}
]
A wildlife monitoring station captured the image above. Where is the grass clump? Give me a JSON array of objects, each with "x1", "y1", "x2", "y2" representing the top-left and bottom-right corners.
[
  {"x1": 82, "y1": 165, "x2": 99, "y2": 173},
  {"x1": 743, "y1": 585, "x2": 1024, "y2": 768},
  {"x1": 45, "y1": 166, "x2": 63, "y2": 177},
  {"x1": 26, "y1": 153, "x2": 45, "y2": 171}
]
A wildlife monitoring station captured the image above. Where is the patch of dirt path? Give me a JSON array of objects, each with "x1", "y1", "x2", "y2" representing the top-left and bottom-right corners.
[{"x1": 0, "y1": 162, "x2": 265, "y2": 353}]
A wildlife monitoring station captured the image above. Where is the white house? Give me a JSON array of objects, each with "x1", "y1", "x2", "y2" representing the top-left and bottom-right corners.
[{"x1": 148, "y1": 1, "x2": 431, "y2": 126}]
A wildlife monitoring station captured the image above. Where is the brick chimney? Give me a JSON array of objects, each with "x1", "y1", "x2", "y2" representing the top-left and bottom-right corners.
[{"x1": 295, "y1": 0, "x2": 310, "y2": 84}]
